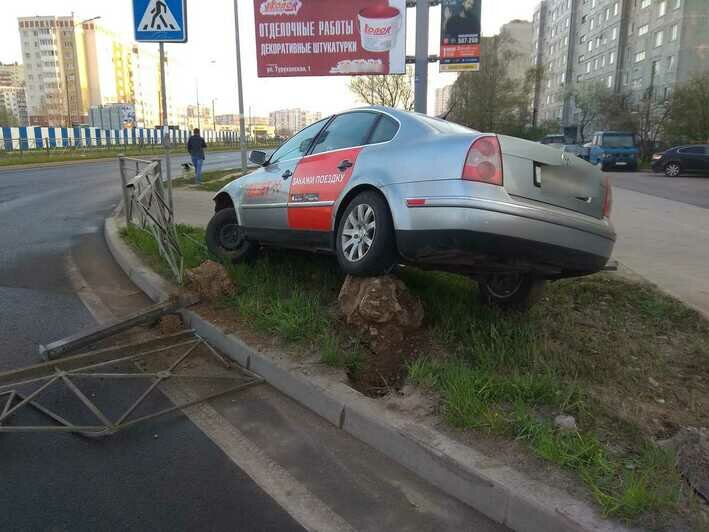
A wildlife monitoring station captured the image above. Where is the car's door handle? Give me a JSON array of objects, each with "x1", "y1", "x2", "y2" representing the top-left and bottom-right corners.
[
  {"x1": 337, "y1": 159, "x2": 353, "y2": 171},
  {"x1": 575, "y1": 196, "x2": 592, "y2": 203},
  {"x1": 282, "y1": 170, "x2": 293, "y2": 179}
]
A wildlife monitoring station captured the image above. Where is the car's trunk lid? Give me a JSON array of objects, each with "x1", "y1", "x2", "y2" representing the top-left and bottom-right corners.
[{"x1": 499, "y1": 135, "x2": 605, "y2": 219}]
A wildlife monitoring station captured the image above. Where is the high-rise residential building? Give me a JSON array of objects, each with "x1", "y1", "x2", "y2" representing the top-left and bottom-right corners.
[
  {"x1": 501, "y1": 20, "x2": 535, "y2": 82},
  {"x1": 0, "y1": 63, "x2": 25, "y2": 87},
  {"x1": 531, "y1": 0, "x2": 709, "y2": 134},
  {"x1": 269, "y1": 108, "x2": 323, "y2": 136},
  {"x1": 434, "y1": 85, "x2": 454, "y2": 116},
  {"x1": 18, "y1": 16, "x2": 170, "y2": 127},
  {"x1": 0, "y1": 62, "x2": 27, "y2": 125}
]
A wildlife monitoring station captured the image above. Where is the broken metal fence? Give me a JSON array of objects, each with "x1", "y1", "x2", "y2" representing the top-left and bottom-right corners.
[{"x1": 119, "y1": 155, "x2": 184, "y2": 284}]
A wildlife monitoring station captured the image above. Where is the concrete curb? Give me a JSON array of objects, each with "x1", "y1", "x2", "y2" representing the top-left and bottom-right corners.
[
  {"x1": 104, "y1": 213, "x2": 629, "y2": 532},
  {"x1": 104, "y1": 216, "x2": 175, "y2": 303}
]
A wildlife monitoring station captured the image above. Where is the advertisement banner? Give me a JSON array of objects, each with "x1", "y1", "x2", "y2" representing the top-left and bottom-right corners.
[
  {"x1": 440, "y1": 0, "x2": 482, "y2": 72},
  {"x1": 254, "y1": 0, "x2": 407, "y2": 77}
]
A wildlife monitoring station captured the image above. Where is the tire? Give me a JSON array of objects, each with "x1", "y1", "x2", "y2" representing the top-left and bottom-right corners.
[
  {"x1": 664, "y1": 162, "x2": 681, "y2": 177},
  {"x1": 205, "y1": 208, "x2": 257, "y2": 263},
  {"x1": 478, "y1": 273, "x2": 545, "y2": 311},
  {"x1": 336, "y1": 191, "x2": 397, "y2": 276}
]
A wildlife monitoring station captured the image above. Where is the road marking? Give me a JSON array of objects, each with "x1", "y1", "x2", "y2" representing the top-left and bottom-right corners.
[
  {"x1": 162, "y1": 383, "x2": 356, "y2": 532},
  {"x1": 64, "y1": 251, "x2": 117, "y2": 324}
]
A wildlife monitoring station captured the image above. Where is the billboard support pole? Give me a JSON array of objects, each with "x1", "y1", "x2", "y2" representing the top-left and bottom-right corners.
[
  {"x1": 414, "y1": 0, "x2": 430, "y2": 114},
  {"x1": 233, "y1": 0, "x2": 248, "y2": 173},
  {"x1": 159, "y1": 42, "x2": 173, "y2": 212}
]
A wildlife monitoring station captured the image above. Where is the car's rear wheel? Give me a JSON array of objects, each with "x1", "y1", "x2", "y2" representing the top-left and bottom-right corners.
[
  {"x1": 206, "y1": 208, "x2": 257, "y2": 263},
  {"x1": 664, "y1": 162, "x2": 681, "y2": 177},
  {"x1": 478, "y1": 273, "x2": 545, "y2": 311},
  {"x1": 336, "y1": 191, "x2": 396, "y2": 276}
]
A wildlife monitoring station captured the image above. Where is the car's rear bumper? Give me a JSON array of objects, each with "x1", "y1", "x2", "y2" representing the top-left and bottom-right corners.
[{"x1": 382, "y1": 182, "x2": 616, "y2": 277}]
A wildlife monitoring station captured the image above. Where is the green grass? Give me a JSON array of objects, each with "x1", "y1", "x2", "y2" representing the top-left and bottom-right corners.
[
  {"x1": 172, "y1": 168, "x2": 247, "y2": 192},
  {"x1": 122, "y1": 224, "x2": 709, "y2": 527}
]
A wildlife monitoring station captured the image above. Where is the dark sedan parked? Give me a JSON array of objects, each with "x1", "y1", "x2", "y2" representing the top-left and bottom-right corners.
[{"x1": 652, "y1": 145, "x2": 709, "y2": 177}]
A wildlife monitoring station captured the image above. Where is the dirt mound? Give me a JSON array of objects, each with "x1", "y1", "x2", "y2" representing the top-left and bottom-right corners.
[
  {"x1": 185, "y1": 260, "x2": 235, "y2": 302},
  {"x1": 158, "y1": 314, "x2": 184, "y2": 335},
  {"x1": 338, "y1": 275, "x2": 424, "y2": 395}
]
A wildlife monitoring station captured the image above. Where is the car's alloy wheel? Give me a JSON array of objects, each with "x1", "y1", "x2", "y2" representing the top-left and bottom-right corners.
[
  {"x1": 664, "y1": 163, "x2": 681, "y2": 177},
  {"x1": 341, "y1": 204, "x2": 376, "y2": 263},
  {"x1": 336, "y1": 191, "x2": 396, "y2": 276},
  {"x1": 205, "y1": 207, "x2": 257, "y2": 263}
]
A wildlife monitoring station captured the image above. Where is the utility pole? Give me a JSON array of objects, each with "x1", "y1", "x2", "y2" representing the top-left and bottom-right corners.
[
  {"x1": 212, "y1": 98, "x2": 216, "y2": 133},
  {"x1": 196, "y1": 80, "x2": 201, "y2": 130},
  {"x1": 414, "y1": 0, "x2": 430, "y2": 114},
  {"x1": 233, "y1": 0, "x2": 248, "y2": 173},
  {"x1": 159, "y1": 42, "x2": 173, "y2": 212}
]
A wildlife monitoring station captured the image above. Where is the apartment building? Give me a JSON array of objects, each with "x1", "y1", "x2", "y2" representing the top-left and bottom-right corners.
[
  {"x1": 17, "y1": 16, "x2": 169, "y2": 127},
  {"x1": 0, "y1": 63, "x2": 27, "y2": 125},
  {"x1": 269, "y1": 108, "x2": 323, "y2": 136},
  {"x1": 532, "y1": 0, "x2": 709, "y2": 132},
  {"x1": 501, "y1": 20, "x2": 535, "y2": 82},
  {"x1": 435, "y1": 85, "x2": 454, "y2": 116}
]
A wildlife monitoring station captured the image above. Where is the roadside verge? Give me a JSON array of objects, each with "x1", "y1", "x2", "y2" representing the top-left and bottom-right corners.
[{"x1": 104, "y1": 212, "x2": 629, "y2": 532}]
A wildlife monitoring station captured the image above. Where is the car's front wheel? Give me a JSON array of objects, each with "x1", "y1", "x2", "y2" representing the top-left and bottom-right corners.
[
  {"x1": 336, "y1": 191, "x2": 397, "y2": 276},
  {"x1": 206, "y1": 208, "x2": 257, "y2": 263},
  {"x1": 664, "y1": 162, "x2": 681, "y2": 177},
  {"x1": 478, "y1": 273, "x2": 545, "y2": 311}
]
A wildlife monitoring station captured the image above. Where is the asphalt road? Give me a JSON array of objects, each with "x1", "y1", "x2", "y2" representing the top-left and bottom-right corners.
[
  {"x1": 0, "y1": 151, "x2": 303, "y2": 531},
  {"x1": 610, "y1": 169, "x2": 709, "y2": 209}
]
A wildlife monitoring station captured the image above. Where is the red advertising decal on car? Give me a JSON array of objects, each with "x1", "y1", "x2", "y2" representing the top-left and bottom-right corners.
[
  {"x1": 253, "y1": 0, "x2": 406, "y2": 77},
  {"x1": 287, "y1": 147, "x2": 362, "y2": 231}
]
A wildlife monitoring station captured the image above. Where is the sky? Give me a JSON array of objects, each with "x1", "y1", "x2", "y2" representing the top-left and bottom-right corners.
[{"x1": 0, "y1": 0, "x2": 539, "y2": 118}]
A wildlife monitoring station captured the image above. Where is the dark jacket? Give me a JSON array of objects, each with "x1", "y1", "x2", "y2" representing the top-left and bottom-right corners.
[{"x1": 187, "y1": 135, "x2": 207, "y2": 160}]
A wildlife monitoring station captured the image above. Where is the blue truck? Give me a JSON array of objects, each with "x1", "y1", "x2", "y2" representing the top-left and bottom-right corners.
[{"x1": 587, "y1": 131, "x2": 639, "y2": 171}]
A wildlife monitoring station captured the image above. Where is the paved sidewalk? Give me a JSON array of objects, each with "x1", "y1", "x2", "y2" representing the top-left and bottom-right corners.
[
  {"x1": 171, "y1": 187, "x2": 709, "y2": 317},
  {"x1": 174, "y1": 189, "x2": 213, "y2": 227},
  {"x1": 611, "y1": 186, "x2": 709, "y2": 317}
]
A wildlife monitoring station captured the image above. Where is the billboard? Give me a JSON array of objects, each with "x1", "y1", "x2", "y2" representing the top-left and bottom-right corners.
[
  {"x1": 254, "y1": 0, "x2": 407, "y2": 77},
  {"x1": 440, "y1": 0, "x2": 481, "y2": 72}
]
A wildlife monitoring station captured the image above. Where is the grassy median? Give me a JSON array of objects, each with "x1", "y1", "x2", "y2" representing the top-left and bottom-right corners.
[
  {"x1": 122, "y1": 224, "x2": 709, "y2": 528},
  {"x1": 172, "y1": 168, "x2": 247, "y2": 192}
]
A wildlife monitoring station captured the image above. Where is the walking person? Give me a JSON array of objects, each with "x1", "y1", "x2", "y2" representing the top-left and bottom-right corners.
[{"x1": 187, "y1": 128, "x2": 207, "y2": 184}]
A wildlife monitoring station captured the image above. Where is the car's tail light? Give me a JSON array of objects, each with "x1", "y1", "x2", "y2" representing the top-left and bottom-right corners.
[
  {"x1": 603, "y1": 175, "x2": 613, "y2": 218},
  {"x1": 462, "y1": 135, "x2": 503, "y2": 186}
]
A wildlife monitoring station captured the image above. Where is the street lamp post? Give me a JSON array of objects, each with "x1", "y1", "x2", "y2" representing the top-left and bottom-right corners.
[{"x1": 233, "y1": 0, "x2": 248, "y2": 173}]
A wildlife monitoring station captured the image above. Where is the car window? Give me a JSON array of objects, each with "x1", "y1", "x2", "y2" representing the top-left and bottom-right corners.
[
  {"x1": 369, "y1": 115, "x2": 399, "y2": 144},
  {"x1": 679, "y1": 146, "x2": 705, "y2": 155},
  {"x1": 602, "y1": 134, "x2": 635, "y2": 148},
  {"x1": 311, "y1": 112, "x2": 379, "y2": 155},
  {"x1": 269, "y1": 118, "x2": 329, "y2": 164}
]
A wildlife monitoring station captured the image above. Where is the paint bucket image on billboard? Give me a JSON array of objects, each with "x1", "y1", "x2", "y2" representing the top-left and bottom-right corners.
[{"x1": 358, "y1": 4, "x2": 402, "y2": 52}]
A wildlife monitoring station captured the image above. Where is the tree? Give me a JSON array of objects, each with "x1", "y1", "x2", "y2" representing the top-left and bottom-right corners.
[
  {"x1": 635, "y1": 89, "x2": 671, "y2": 161},
  {"x1": 566, "y1": 82, "x2": 611, "y2": 143},
  {"x1": 448, "y1": 33, "x2": 528, "y2": 135},
  {"x1": 665, "y1": 73, "x2": 709, "y2": 146},
  {"x1": 0, "y1": 104, "x2": 18, "y2": 127},
  {"x1": 348, "y1": 67, "x2": 414, "y2": 110}
]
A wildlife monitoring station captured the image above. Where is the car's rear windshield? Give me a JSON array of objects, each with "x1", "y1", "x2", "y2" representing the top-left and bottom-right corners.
[
  {"x1": 412, "y1": 113, "x2": 474, "y2": 134},
  {"x1": 602, "y1": 134, "x2": 635, "y2": 147}
]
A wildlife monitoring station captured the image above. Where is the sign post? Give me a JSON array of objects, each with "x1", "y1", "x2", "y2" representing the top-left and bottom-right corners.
[{"x1": 133, "y1": 0, "x2": 188, "y2": 211}]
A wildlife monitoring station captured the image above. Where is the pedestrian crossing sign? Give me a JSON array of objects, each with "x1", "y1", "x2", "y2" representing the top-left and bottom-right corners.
[{"x1": 133, "y1": 0, "x2": 188, "y2": 42}]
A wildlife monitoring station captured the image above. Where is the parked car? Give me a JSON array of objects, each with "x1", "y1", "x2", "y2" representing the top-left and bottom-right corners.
[
  {"x1": 206, "y1": 106, "x2": 616, "y2": 310},
  {"x1": 651, "y1": 145, "x2": 709, "y2": 177},
  {"x1": 587, "y1": 131, "x2": 639, "y2": 171},
  {"x1": 539, "y1": 134, "x2": 567, "y2": 147},
  {"x1": 561, "y1": 144, "x2": 591, "y2": 161}
]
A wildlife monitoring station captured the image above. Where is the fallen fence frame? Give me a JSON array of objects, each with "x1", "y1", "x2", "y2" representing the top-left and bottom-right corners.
[{"x1": 0, "y1": 330, "x2": 263, "y2": 437}]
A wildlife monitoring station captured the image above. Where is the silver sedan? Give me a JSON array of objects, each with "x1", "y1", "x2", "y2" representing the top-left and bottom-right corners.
[{"x1": 207, "y1": 106, "x2": 616, "y2": 309}]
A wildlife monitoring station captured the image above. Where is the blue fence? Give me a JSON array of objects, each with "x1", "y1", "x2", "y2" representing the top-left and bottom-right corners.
[{"x1": 0, "y1": 126, "x2": 239, "y2": 152}]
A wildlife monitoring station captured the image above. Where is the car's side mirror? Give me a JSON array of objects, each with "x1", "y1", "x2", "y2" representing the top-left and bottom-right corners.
[{"x1": 249, "y1": 150, "x2": 267, "y2": 166}]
